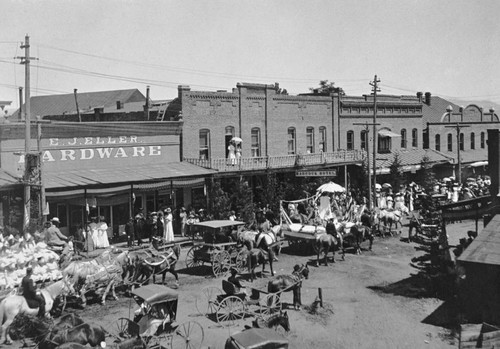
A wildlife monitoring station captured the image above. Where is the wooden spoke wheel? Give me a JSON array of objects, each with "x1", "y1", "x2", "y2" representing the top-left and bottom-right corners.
[
  {"x1": 114, "y1": 317, "x2": 140, "y2": 339},
  {"x1": 212, "y1": 250, "x2": 231, "y2": 277},
  {"x1": 216, "y1": 296, "x2": 246, "y2": 327},
  {"x1": 185, "y1": 245, "x2": 204, "y2": 269},
  {"x1": 259, "y1": 293, "x2": 282, "y2": 318},
  {"x1": 234, "y1": 250, "x2": 247, "y2": 273},
  {"x1": 172, "y1": 321, "x2": 205, "y2": 349},
  {"x1": 146, "y1": 333, "x2": 172, "y2": 349},
  {"x1": 195, "y1": 286, "x2": 222, "y2": 316}
]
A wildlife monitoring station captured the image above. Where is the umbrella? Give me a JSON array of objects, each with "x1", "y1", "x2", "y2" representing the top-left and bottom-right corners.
[
  {"x1": 375, "y1": 183, "x2": 382, "y2": 190},
  {"x1": 317, "y1": 182, "x2": 345, "y2": 193},
  {"x1": 231, "y1": 137, "x2": 243, "y2": 143},
  {"x1": 382, "y1": 183, "x2": 392, "y2": 189}
]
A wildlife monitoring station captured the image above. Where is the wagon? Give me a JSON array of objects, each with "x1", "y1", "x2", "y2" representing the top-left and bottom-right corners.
[
  {"x1": 113, "y1": 284, "x2": 204, "y2": 349},
  {"x1": 185, "y1": 220, "x2": 247, "y2": 277},
  {"x1": 195, "y1": 279, "x2": 285, "y2": 328},
  {"x1": 224, "y1": 328, "x2": 289, "y2": 349}
]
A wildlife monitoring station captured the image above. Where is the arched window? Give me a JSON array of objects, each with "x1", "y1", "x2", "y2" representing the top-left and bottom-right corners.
[
  {"x1": 346, "y1": 131, "x2": 354, "y2": 150},
  {"x1": 319, "y1": 127, "x2": 327, "y2": 152},
  {"x1": 360, "y1": 130, "x2": 367, "y2": 150},
  {"x1": 199, "y1": 129, "x2": 210, "y2": 160},
  {"x1": 481, "y1": 132, "x2": 485, "y2": 148},
  {"x1": 470, "y1": 132, "x2": 475, "y2": 150},
  {"x1": 459, "y1": 133, "x2": 464, "y2": 151},
  {"x1": 306, "y1": 127, "x2": 315, "y2": 154},
  {"x1": 287, "y1": 127, "x2": 296, "y2": 155},
  {"x1": 447, "y1": 133, "x2": 453, "y2": 151},
  {"x1": 251, "y1": 128, "x2": 261, "y2": 157},
  {"x1": 435, "y1": 134, "x2": 441, "y2": 151},
  {"x1": 225, "y1": 126, "x2": 235, "y2": 137},
  {"x1": 412, "y1": 128, "x2": 418, "y2": 147},
  {"x1": 401, "y1": 129, "x2": 407, "y2": 148}
]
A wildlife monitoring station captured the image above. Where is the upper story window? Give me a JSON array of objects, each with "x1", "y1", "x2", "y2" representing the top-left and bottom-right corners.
[
  {"x1": 225, "y1": 126, "x2": 235, "y2": 157},
  {"x1": 306, "y1": 127, "x2": 315, "y2": 154},
  {"x1": 411, "y1": 128, "x2": 418, "y2": 148},
  {"x1": 447, "y1": 133, "x2": 453, "y2": 151},
  {"x1": 346, "y1": 131, "x2": 354, "y2": 150},
  {"x1": 401, "y1": 129, "x2": 407, "y2": 148},
  {"x1": 251, "y1": 128, "x2": 261, "y2": 157},
  {"x1": 360, "y1": 130, "x2": 367, "y2": 150},
  {"x1": 435, "y1": 134, "x2": 441, "y2": 152},
  {"x1": 459, "y1": 133, "x2": 464, "y2": 151},
  {"x1": 199, "y1": 129, "x2": 210, "y2": 160},
  {"x1": 287, "y1": 127, "x2": 296, "y2": 155},
  {"x1": 481, "y1": 132, "x2": 485, "y2": 148},
  {"x1": 378, "y1": 129, "x2": 392, "y2": 154},
  {"x1": 319, "y1": 127, "x2": 327, "y2": 152},
  {"x1": 470, "y1": 132, "x2": 475, "y2": 150}
]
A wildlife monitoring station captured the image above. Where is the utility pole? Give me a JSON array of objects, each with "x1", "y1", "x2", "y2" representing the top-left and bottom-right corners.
[
  {"x1": 354, "y1": 121, "x2": 380, "y2": 210},
  {"x1": 369, "y1": 75, "x2": 381, "y2": 207},
  {"x1": 445, "y1": 121, "x2": 470, "y2": 184},
  {"x1": 74, "y1": 89, "x2": 81, "y2": 122},
  {"x1": 16, "y1": 35, "x2": 37, "y2": 231}
]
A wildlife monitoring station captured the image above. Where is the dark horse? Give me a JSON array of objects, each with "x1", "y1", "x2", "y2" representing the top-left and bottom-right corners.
[
  {"x1": 28, "y1": 320, "x2": 107, "y2": 349},
  {"x1": 54, "y1": 336, "x2": 145, "y2": 349},
  {"x1": 246, "y1": 231, "x2": 276, "y2": 281},
  {"x1": 132, "y1": 243, "x2": 181, "y2": 286},
  {"x1": 268, "y1": 265, "x2": 309, "y2": 310},
  {"x1": 314, "y1": 221, "x2": 345, "y2": 267},
  {"x1": 349, "y1": 224, "x2": 374, "y2": 255},
  {"x1": 249, "y1": 311, "x2": 290, "y2": 333}
]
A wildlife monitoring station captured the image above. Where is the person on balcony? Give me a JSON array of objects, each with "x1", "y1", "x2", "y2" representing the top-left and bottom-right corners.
[{"x1": 228, "y1": 141, "x2": 236, "y2": 165}]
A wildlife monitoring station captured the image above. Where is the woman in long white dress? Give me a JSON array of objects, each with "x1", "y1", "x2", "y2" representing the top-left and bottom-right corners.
[
  {"x1": 97, "y1": 216, "x2": 110, "y2": 248},
  {"x1": 164, "y1": 208, "x2": 174, "y2": 243},
  {"x1": 89, "y1": 217, "x2": 99, "y2": 248},
  {"x1": 227, "y1": 142, "x2": 236, "y2": 165}
]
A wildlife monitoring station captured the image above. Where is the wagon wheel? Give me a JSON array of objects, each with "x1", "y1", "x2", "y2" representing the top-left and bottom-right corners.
[
  {"x1": 212, "y1": 250, "x2": 231, "y2": 277},
  {"x1": 146, "y1": 333, "x2": 172, "y2": 349},
  {"x1": 259, "y1": 293, "x2": 282, "y2": 318},
  {"x1": 195, "y1": 286, "x2": 222, "y2": 316},
  {"x1": 171, "y1": 321, "x2": 204, "y2": 349},
  {"x1": 114, "y1": 317, "x2": 140, "y2": 339},
  {"x1": 185, "y1": 245, "x2": 204, "y2": 269},
  {"x1": 234, "y1": 250, "x2": 247, "y2": 273},
  {"x1": 216, "y1": 295, "x2": 246, "y2": 327}
]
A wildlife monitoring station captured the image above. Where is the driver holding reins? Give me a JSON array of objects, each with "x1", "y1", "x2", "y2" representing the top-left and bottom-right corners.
[
  {"x1": 21, "y1": 267, "x2": 45, "y2": 318},
  {"x1": 255, "y1": 209, "x2": 277, "y2": 264}
]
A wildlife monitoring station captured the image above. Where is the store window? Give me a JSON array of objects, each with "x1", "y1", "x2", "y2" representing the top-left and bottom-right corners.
[
  {"x1": 481, "y1": 132, "x2": 485, "y2": 148},
  {"x1": 401, "y1": 129, "x2": 407, "y2": 148},
  {"x1": 459, "y1": 133, "x2": 464, "y2": 151},
  {"x1": 470, "y1": 132, "x2": 475, "y2": 150},
  {"x1": 360, "y1": 130, "x2": 367, "y2": 150},
  {"x1": 412, "y1": 128, "x2": 418, "y2": 148},
  {"x1": 346, "y1": 131, "x2": 354, "y2": 150},
  {"x1": 435, "y1": 134, "x2": 441, "y2": 152},
  {"x1": 319, "y1": 127, "x2": 327, "y2": 152},
  {"x1": 447, "y1": 133, "x2": 453, "y2": 151},
  {"x1": 287, "y1": 127, "x2": 296, "y2": 155},
  {"x1": 251, "y1": 128, "x2": 261, "y2": 157},
  {"x1": 199, "y1": 129, "x2": 210, "y2": 160},
  {"x1": 306, "y1": 127, "x2": 314, "y2": 154}
]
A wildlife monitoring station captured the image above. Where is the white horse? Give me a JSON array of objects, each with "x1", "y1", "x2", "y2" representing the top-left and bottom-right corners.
[{"x1": 0, "y1": 276, "x2": 74, "y2": 344}]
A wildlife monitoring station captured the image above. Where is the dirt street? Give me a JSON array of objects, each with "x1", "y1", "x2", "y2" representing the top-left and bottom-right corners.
[{"x1": 11, "y1": 219, "x2": 479, "y2": 349}]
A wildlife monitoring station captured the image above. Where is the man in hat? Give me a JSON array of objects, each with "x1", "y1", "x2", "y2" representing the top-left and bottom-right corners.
[
  {"x1": 45, "y1": 218, "x2": 69, "y2": 249},
  {"x1": 227, "y1": 268, "x2": 245, "y2": 294},
  {"x1": 125, "y1": 217, "x2": 135, "y2": 247},
  {"x1": 22, "y1": 267, "x2": 45, "y2": 318}
]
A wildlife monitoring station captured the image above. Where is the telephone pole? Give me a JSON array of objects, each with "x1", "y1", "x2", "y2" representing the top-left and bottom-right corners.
[
  {"x1": 369, "y1": 75, "x2": 381, "y2": 207},
  {"x1": 16, "y1": 35, "x2": 37, "y2": 231}
]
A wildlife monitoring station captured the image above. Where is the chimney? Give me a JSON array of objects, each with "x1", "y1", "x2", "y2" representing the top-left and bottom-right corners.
[
  {"x1": 425, "y1": 92, "x2": 431, "y2": 106},
  {"x1": 417, "y1": 92, "x2": 423, "y2": 103}
]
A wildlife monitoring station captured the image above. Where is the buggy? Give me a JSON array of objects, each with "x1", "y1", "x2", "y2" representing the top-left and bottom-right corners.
[{"x1": 224, "y1": 328, "x2": 289, "y2": 349}]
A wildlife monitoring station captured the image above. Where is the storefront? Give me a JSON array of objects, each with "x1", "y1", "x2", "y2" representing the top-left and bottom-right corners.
[{"x1": 0, "y1": 121, "x2": 214, "y2": 238}]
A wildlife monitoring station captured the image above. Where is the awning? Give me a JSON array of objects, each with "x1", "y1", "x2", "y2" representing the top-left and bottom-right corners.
[
  {"x1": 468, "y1": 161, "x2": 488, "y2": 168},
  {"x1": 0, "y1": 169, "x2": 21, "y2": 190},
  {"x1": 378, "y1": 129, "x2": 401, "y2": 138},
  {"x1": 44, "y1": 162, "x2": 215, "y2": 190}
]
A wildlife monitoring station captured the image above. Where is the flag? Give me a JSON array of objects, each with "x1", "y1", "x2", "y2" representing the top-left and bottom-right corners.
[
  {"x1": 23, "y1": 202, "x2": 30, "y2": 231},
  {"x1": 43, "y1": 201, "x2": 50, "y2": 215},
  {"x1": 86, "y1": 200, "x2": 90, "y2": 214}
]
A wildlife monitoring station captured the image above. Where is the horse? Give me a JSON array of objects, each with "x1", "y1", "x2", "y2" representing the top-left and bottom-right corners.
[
  {"x1": 349, "y1": 224, "x2": 374, "y2": 255},
  {"x1": 39, "y1": 322, "x2": 107, "y2": 349},
  {"x1": 267, "y1": 265, "x2": 309, "y2": 310},
  {"x1": 314, "y1": 232, "x2": 344, "y2": 267},
  {"x1": 55, "y1": 336, "x2": 145, "y2": 349},
  {"x1": 55, "y1": 313, "x2": 85, "y2": 329},
  {"x1": 131, "y1": 244, "x2": 181, "y2": 286},
  {"x1": 233, "y1": 226, "x2": 282, "y2": 258},
  {"x1": 249, "y1": 311, "x2": 290, "y2": 333},
  {"x1": 382, "y1": 209, "x2": 404, "y2": 234},
  {"x1": 0, "y1": 276, "x2": 74, "y2": 344},
  {"x1": 246, "y1": 231, "x2": 278, "y2": 281}
]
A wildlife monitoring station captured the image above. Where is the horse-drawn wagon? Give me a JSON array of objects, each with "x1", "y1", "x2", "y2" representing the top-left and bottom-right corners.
[
  {"x1": 114, "y1": 284, "x2": 204, "y2": 349},
  {"x1": 224, "y1": 328, "x2": 289, "y2": 349},
  {"x1": 185, "y1": 220, "x2": 248, "y2": 277}
]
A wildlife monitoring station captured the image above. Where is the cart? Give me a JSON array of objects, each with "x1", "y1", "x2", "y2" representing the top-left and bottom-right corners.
[
  {"x1": 185, "y1": 220, "x2": 248, "y2": 277},
  {"x1": 224, "y1": 328, "x2": 289, "y2": 349},
  {"x1": 113, "y1": 284, "x2": 204, "y2": 349},
  {"x1": 195, "y1": 279, "x2": 283, "y2": 328}
]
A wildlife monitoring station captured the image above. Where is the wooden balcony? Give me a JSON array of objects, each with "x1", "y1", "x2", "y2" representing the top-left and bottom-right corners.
[{"x1": 184, "y1": 150, "x2": 365, "y2": 172}]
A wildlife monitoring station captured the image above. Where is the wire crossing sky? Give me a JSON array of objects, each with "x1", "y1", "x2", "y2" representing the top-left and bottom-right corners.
[{"x1": 1, "y1": 0, "x2": 499, "y2": 110}]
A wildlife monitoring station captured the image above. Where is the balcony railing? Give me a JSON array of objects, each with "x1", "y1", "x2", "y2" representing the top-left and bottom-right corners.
[{"x1": 184, "y1": 150, "x2": 365, "y2": 172}]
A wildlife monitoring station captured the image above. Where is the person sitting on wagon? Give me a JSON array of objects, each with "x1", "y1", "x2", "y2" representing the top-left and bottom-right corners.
[{"x1": 227, "y1": 268, "x2": 245, "y2": 294}]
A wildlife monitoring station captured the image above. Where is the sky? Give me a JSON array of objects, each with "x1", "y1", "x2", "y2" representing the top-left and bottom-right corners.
[{"x1": 1, "y1": 0, "x2": 500, "y2": 112}]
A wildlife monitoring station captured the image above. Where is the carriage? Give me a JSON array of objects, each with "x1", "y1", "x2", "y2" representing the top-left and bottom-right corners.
[
  {"x1": 224, "y1": 328, "x2": 289, "y2": 349},
  {"x1": 114, "y1": 284, "x2": 204, "y2": 349},
  {"x1": 185, "y1": 220, "x2": 248, "y2": 277}
]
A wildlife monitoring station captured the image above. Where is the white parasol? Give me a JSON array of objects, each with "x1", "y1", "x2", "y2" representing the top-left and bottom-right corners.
[
  {"x1": 231, "y1": 137, "x2": 243, "y2": 143},
  {"x1": 316, "y1": 181, "x2": 345, "y2": 193}
]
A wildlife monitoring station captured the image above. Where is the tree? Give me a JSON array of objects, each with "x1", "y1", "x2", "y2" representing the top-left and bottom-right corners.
[
  {"x1": 229, "y1": 177, "x2": 256, "y2": 223},
  {"x1": 310, "y1": 80, "x2": 345, "y2": 95},
  {"x1": 207, "y1": 180, "x2": 230, "y2": 219},
  {"x1": 419, "y1": 154, "x2": 437, "y2": 193},
  {"x1": 389, "y1": 153, "x2": 404, "y2": 190}
]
